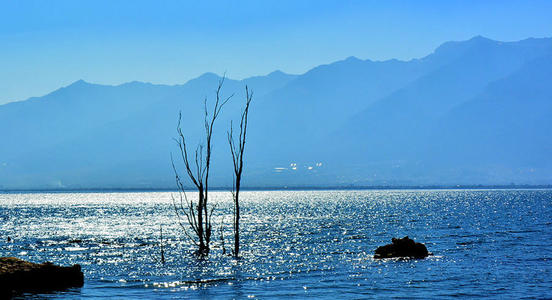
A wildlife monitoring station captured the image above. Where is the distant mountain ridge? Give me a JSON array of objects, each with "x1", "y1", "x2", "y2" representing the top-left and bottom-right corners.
[{"x1": 1, "y1": 36, "x2": 551, "y2": 189}]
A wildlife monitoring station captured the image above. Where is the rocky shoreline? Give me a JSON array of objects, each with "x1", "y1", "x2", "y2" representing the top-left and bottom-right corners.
[{"x1": 0, "y1": 257, "x2": 84, "y2": 298}]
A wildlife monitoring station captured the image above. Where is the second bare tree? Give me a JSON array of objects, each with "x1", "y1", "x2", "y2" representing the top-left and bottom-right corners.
[{"x1": 228, "y1": 86, "x2": 253, "y2": 258}]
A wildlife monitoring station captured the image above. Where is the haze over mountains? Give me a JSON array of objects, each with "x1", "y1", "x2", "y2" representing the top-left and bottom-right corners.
[{"x1": 1, "y1": 36, "x2": 551, "y2": 189}]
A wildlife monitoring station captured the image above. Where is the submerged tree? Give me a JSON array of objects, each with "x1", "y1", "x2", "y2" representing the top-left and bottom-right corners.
[
  {"x1": 171, "y1": 77, "x2": 232, "y2": 256},
  {"x1": 228, "y1": 86, "x2": 253, "y2": 257}
]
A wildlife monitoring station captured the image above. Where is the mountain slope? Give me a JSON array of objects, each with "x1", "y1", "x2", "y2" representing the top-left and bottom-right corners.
[
  {"x1": 0, "y1": 72, "x2": 295, "y2": 188},
  {"x1": 326, "y1": 37, "x2": 552, "y2": 165},
  {"x1": 425, "y1": 53, "x2": 552, "y2": 183}
]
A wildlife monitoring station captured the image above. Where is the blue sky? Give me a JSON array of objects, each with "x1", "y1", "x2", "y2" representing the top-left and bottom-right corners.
[{"x1": 1, "y1": 0, "x2": 551, "y2": 104}]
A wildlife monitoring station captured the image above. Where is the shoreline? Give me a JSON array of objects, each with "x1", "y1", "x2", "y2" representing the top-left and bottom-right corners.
[{"x1": 1, "y1": 184, "x2": 551, "y2": 194}]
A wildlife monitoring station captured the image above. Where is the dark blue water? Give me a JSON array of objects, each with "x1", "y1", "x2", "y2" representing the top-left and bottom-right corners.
[{"x1": 1, "y1": 190, "x2": 551, "y2": 299}]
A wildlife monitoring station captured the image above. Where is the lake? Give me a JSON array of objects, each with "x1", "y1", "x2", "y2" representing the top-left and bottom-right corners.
[{"x1": 1, "y1": 189, "x2": 551, "y2": 299}]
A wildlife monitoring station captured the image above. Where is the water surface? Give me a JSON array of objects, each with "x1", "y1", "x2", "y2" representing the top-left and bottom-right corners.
[{"x1": 1, "y1": 189, "x2": 551, "y2": 298}]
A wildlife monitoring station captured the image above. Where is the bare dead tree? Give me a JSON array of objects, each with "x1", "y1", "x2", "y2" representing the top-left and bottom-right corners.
[
  {"x1": 171, "y1": 77, "x2": 232, "y2": 256},
  {"x1": 228, "y1": 86, "x2": 253, "y2": 257}
]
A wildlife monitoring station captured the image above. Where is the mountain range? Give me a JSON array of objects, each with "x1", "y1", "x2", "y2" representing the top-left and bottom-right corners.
[{"x1": 1, "y1": 36, "x2": 551, "y2": 189}]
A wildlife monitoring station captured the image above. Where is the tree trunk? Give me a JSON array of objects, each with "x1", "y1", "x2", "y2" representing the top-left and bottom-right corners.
[
  {"x1": 234, "y1": 180, "x2": 241, "y2": 257},
  {"x1": 197, "y1": 190, "x2": 206, "y2": 254}
]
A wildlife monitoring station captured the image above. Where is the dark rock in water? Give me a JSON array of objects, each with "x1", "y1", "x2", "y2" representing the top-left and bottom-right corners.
[
  {"x1": 0, "y1": 257, "x2": 84, "y2": 298},
  {"x1": 374, "y1": 236, "x2": 430, "y2": 259}
]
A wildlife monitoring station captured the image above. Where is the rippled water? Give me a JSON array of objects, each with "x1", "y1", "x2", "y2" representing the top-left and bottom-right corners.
[{"x1": 1, "y1": 189, "x2": 551, "y2": 299}]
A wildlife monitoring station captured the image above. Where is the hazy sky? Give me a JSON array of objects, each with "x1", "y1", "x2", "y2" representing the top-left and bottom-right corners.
[{"x1": 1, "y1": 0, "x2": 551, "y2": 104}]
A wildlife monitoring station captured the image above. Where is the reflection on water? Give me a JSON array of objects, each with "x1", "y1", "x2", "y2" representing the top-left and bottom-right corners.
[{"x1": 1, "y1": 190, "x2": 551, "y2": 298}]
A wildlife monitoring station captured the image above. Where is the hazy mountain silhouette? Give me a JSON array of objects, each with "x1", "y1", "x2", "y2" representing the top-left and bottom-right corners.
[
  {"x1": 319, "y1": 37, "x2": 552, "y2": 182},
  {"x1": 0, "y1": 36, "x2": 550, "y2": 189}
]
